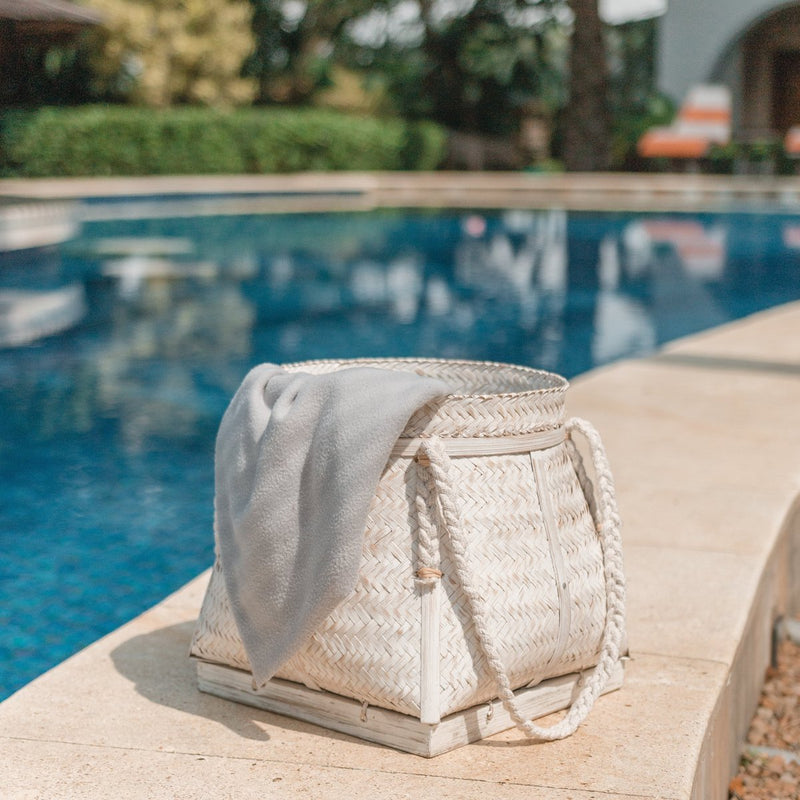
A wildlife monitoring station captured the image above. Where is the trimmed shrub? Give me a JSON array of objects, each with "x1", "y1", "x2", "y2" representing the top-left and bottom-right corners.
[
  {"x1": 0, "y1": 106, "x2": 447, "y2": 177},
  {"x1": 401, "y1": 121, "x2": 449, "y2": 171}
]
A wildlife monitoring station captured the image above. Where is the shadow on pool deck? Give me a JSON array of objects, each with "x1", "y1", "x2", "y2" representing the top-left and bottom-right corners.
[
  {"x1": 108, "y1": 619, "x2": 407, "y2": 754},
  {"x1": 109, "y1": 621, "x2": 272, "y2": 744},
  {"x1": 652, "y1": 352, "x2": 800, "y2": 375}
]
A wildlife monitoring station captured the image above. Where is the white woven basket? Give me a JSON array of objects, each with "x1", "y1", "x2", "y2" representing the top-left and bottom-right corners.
[{"x1": 191, "y1": 358, "x2": 626, "y2": 745}]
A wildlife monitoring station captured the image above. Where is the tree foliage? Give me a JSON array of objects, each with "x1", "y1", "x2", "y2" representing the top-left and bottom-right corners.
[
  {"x1": 606, "y1": 17, "x2": 668, "y2": 168},
  {"x1": 59, "y1": 0, "x2": 620, "y2": 172},
  {"x1": 242, "y1": 0, "x2": 620, "y2": 167},
  {"x1": 244, "y1": 0, "x2": 377, "y2": 105},
  {"x1": 338, "y1": 0, "x2": 566, "y2": 137},
  {"x1": 84, "y1": 0, "x2": 257, "y2": 106}
]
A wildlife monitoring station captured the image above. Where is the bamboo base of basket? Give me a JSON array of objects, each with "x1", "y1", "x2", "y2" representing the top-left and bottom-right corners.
[{"x1": 196, "y1": 660, "x2": 625, "y2": 757}]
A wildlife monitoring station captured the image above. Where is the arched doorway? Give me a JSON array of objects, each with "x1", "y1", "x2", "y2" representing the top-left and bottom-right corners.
[
  {"x1": 658, "y1": 0, "x2": 800, "y2": 138},
  {"x1": 740, "y1": 3, "x2": 800, "y2": 136}
]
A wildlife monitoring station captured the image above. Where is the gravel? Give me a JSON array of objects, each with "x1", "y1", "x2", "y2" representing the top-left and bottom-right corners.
[{"x1": 729, "y1": 626, "x2": 800, "y2": 799}]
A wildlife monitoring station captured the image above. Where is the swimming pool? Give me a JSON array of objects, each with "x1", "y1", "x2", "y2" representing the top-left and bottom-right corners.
[{"x1": 2, "y1": 203, "x2": 800, "y2": 700}]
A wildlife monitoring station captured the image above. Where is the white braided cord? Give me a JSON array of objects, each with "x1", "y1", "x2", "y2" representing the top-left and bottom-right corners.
[
  {"x1": 564, "y1": 432, "x2": 597, "y2": 523},
  {"x1": 414, "y1": 459, "x2": 441, "y2": 587},
  {"x1": 417, "y1": 417, "x2": 625, "y2": 741}
]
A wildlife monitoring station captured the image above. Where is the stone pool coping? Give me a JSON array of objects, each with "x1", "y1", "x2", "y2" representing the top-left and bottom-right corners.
[
  {"x1": 3, "y1": 170, "x2": 800, "y2": 214},
  {"x1": 1, "y1": 296, "x2": 799, "y2": 799}
]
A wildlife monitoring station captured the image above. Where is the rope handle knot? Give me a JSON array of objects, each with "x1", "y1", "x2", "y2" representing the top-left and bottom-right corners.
[{"x1": 416, "y1": 566, "x2": 443, "y2": 581}]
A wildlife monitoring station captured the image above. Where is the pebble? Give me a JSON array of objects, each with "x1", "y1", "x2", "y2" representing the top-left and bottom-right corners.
[{"x1": 729, "y1": 633, "x2": 800, "y2": 799}]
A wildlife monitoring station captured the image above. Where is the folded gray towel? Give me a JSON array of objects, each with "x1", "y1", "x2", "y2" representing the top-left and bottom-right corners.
[{"x1": 214, "y1": 363, "x2": 449, "y2": 686}]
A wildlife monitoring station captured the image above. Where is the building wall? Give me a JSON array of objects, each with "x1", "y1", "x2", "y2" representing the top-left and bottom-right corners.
[
  {"x1": 658, "y1": 0, "x2": 789, "y2": 101},
  {"x1": 659, "y1": 0, "x2": 800, "y2": 135}
]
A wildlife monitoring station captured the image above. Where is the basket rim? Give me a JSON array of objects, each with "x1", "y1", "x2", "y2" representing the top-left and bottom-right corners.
[{"x1": 281, "y1": 357, "x2": 569, "y2": 400}]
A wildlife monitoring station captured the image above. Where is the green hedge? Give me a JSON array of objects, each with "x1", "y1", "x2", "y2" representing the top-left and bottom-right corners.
[{"x1": 0, "y1": 106, "x2": 447, "y2": 177}]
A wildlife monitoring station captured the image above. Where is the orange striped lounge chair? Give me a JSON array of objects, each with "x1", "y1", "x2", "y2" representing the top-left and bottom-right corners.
[
  {"x1": 638, "y1": 85, "x2": 732, "y2": 160},
  {"x1": 784, "y1": 126, "x2": 800, "y2": 157}
]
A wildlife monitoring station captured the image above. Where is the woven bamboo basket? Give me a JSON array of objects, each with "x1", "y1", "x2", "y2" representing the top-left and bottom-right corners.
[{"x1": 191, "y1": 358, "x2": 626, "y2": 755}]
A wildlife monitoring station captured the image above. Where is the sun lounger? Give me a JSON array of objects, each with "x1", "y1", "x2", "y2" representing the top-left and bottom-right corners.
[
  {"x1": 784, "y1": 126, "x2": 800, "y2": 157},
  {"x1": 638, "y1": 85, "x2": 731, "y2": 160}
]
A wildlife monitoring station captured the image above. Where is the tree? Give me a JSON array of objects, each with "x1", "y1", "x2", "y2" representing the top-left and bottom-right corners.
[
  {"x1": 606, "y1": 17, "x2": 669, "y2": 168},
  {"x1": 561, "y1": 0, "x2": 611, "y2": 170},
  {"x1": 84, "y1": 0, "x2": 256, "y2": 106},
  {"x1": 244, "y1": 0, "x2": 377, "y2": 105},
  {"x1": 339, "y1": 0, "x2": 565, "y2": 138}
]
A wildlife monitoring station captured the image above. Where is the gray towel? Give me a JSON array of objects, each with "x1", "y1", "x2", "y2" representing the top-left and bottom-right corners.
[{"x1": 214, "y1": 363, "x2": 449, "y2": 686}]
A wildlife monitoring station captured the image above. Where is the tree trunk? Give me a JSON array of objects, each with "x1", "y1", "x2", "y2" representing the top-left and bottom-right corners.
[{"x1": 562, "y1": 0, "x2": 612, "y2": 171}]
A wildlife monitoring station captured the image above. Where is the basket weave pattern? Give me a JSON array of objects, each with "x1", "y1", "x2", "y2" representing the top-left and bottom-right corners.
[{"x1": 191, "y1": 359, "x2": 610, "y2": 720}]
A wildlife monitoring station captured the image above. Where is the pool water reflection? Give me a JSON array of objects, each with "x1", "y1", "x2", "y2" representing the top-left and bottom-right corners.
[{"x1": 2, "y1": 205, "x2": 800, "y2": 699}]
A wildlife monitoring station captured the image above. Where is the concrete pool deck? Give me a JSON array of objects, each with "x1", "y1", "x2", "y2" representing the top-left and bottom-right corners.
[{"x1": 1, "y1": 294, "x2": 800, "y2": 798}]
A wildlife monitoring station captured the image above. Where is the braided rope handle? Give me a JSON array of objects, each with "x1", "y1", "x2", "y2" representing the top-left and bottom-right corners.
[{"x1": 417, "y1": 417, "x2": 626, "y2": 740}]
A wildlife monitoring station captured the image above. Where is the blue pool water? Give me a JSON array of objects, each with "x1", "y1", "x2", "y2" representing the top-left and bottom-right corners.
[{"x1": 2, "y1": 203, "x2": 800, "y2": 700}]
